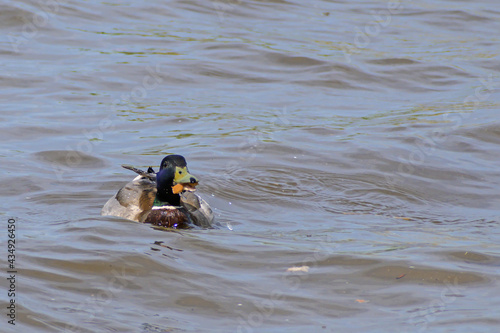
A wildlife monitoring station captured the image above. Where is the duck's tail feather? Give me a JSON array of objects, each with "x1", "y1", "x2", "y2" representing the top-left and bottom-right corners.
[{"x1": 122, "y1": 165, "x2": 156, "y2": 180}]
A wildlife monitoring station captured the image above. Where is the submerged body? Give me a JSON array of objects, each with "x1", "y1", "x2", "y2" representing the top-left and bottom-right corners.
[{"x1": 101, "y1": 155, "x2": 214, "y2": 228}]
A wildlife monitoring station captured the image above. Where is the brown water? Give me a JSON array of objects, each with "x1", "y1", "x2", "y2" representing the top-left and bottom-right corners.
[{"x1": 1, "y1": 0, "x2": 500, "y2": 332}]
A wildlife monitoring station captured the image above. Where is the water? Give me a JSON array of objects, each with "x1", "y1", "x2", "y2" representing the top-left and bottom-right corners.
[{"x1": 1, "y1": 0, "x2": 500, "y2": 332}]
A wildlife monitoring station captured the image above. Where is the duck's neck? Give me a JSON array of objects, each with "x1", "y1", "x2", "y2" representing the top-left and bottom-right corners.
[{"x1": 154, "y1": 192, "x2": 181, "y2": 207}]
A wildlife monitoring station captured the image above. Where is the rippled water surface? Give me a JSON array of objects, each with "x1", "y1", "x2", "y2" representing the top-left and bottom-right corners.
[{"x1": 1, "y1": 0, "x2": 500, "y2": 332}]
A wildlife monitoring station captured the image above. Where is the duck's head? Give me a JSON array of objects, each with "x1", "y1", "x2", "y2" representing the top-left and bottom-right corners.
[{"x1": 156, "y1": 155, "x2": 198, "y2": 206}]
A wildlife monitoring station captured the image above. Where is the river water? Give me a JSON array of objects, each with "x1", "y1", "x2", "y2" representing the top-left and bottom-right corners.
[{"x1": 1, "y1": 0, "x2": 500, "y2": 332}]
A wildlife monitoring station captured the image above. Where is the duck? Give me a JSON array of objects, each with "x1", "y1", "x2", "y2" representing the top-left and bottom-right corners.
[{"x1": 101, "y1": 155, "x2": 214, "y2": 228}]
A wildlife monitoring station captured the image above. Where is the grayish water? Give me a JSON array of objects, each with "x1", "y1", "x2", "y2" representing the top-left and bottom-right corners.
[{"x1": 1, "y1": 0, "x2": 500, "y2": 332}]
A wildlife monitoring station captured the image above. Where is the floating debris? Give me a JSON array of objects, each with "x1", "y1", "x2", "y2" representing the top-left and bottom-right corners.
[{"x1": 287, "y1": 266, "x2": 310, "y2": 272}]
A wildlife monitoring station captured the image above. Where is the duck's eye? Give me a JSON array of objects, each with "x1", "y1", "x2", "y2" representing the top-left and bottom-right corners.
[{"x1": 178, "y1": 170, "x2": 182, "y2": 174}]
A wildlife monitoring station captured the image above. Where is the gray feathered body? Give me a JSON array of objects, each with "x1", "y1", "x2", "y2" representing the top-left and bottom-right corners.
[{"x1": 101, "y1": 175, "x2": 157, "y2": 222}]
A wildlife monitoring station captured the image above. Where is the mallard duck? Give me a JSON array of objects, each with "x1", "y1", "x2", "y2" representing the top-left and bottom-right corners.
[{"x1": 101, "y1": 155, "x2": 214, "y2": 228}]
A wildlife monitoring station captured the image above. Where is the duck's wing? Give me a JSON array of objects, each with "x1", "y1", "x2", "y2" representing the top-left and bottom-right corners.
[
  {"x1": 101, "y1": 167, "x2": 157, "y2": 222},
  {"x1": 179, "y1": 191, "x2": 214, "y2": 228}
]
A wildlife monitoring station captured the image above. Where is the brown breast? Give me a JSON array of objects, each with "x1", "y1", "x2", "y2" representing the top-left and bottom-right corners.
[{"x1": 143, "y1": 206, "x2": 190, "y2": 228}]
